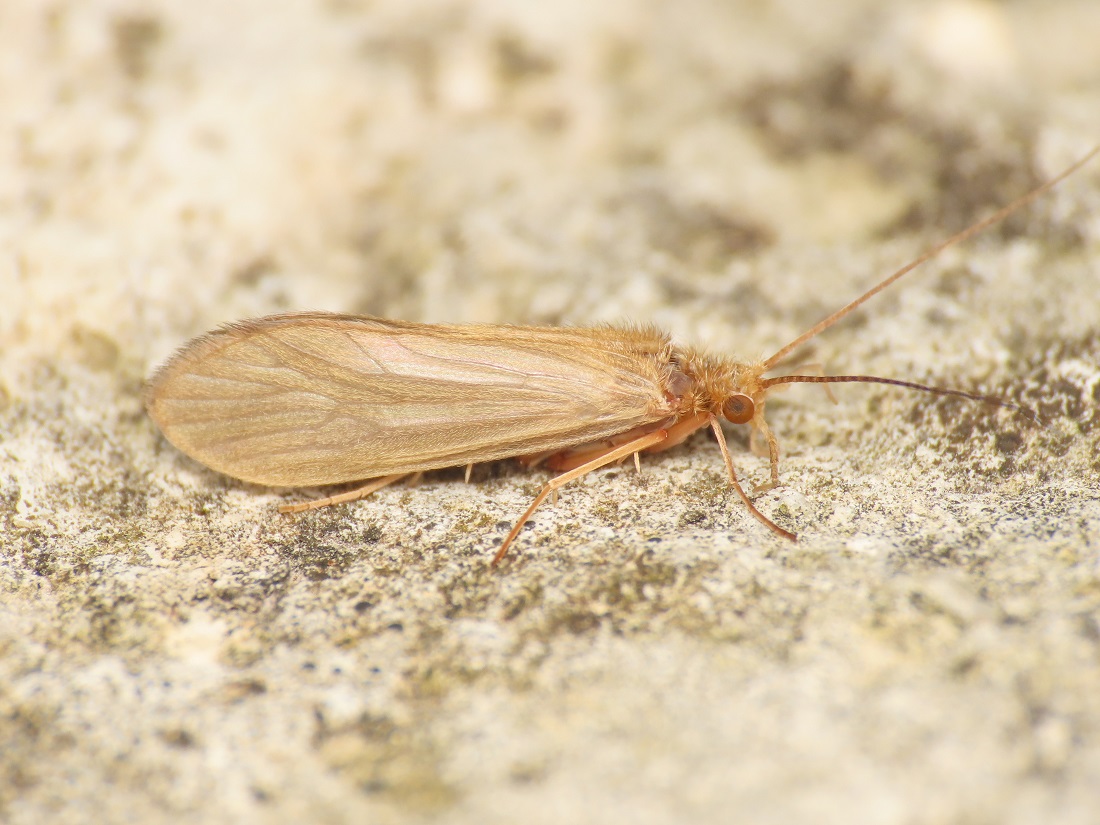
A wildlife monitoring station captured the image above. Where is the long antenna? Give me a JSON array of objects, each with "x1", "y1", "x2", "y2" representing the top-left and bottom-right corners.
[
  {"x1": 761, "y1": 373, "x2": 1041, "y2": 424},
  {"x1": 761, "y1": 144, "x2": 1100, "y2": 372}
]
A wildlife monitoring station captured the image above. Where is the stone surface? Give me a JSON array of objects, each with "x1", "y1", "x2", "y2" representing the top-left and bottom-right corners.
[{"x1": 2, "y1": 1, "x2": 1099, "y2": 823}]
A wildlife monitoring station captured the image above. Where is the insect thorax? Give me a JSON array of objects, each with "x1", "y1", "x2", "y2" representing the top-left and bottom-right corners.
[{"x1": 667, "y1": 346, "x2": 760, "y2": 418}]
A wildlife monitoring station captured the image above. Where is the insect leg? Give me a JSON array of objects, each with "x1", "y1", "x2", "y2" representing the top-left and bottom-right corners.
[
  {"x1": 748, "y1": 407, "x2": 781, "y2": 492},
  {"x1": 279, "y1": 472, "x2": 410, "y2": 514},
  {"x1": 709, "y1": 415, "x2": 794, "y2": 541},
  {"x1": 547, "y1": 413, "x2": 709, "y2": 472},
  {"x1": 640, "y1": 412, "x2": 710, "y2": 454},
  {"x1": 492, "y1": 428, "x2": 672, "y2": 567},
  {"x1": 515, "y1": 449, "x2": 557, "y2": 469}
]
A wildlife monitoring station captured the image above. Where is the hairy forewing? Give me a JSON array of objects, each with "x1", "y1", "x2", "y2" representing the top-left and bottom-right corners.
[{"x1": 145, "y1": 312, "x2": 678, "y2": 486}]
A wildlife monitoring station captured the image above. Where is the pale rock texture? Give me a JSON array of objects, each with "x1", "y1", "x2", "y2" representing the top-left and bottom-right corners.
[{"x1": 2, "y1": 1, "x2": 1099, "y2": 823}]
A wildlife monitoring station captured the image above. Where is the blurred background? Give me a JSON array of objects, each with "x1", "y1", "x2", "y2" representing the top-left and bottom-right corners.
[{"x1": 2, "y1": 2, "x2": 1099, "y2": 823}]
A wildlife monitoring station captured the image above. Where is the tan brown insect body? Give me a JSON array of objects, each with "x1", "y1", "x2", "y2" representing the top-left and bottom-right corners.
[{"x1": 145, "y1": 146, "x2": 1098, "y2": 565}]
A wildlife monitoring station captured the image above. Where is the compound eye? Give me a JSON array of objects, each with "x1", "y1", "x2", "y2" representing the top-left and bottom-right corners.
[{"x1": 723, "y1": 393, "x2": 755, "y2": 425}]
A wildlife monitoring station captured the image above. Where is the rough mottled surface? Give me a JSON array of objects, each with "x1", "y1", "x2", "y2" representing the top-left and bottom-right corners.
[{"x1": 2, "y1": 1, "x2": 1099, "y2": 823}]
